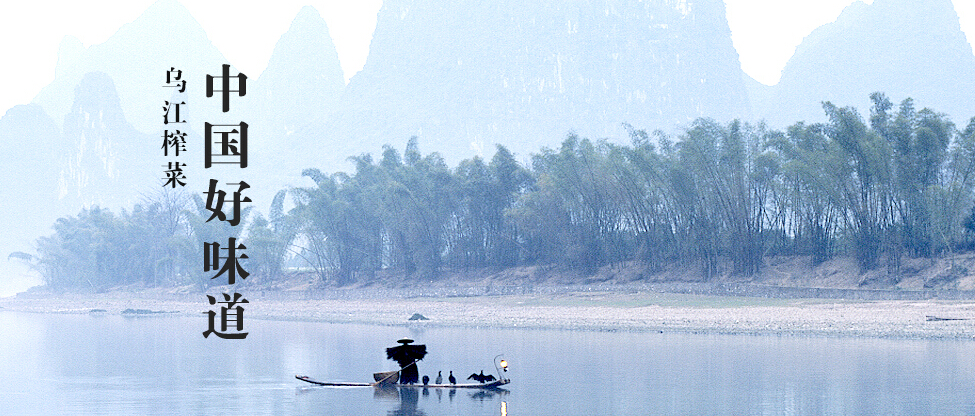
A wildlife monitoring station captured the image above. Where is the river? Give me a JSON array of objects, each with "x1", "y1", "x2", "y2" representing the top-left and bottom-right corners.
[{"x1": 1, "y1": 311, "x2": 973, "y2": 415}]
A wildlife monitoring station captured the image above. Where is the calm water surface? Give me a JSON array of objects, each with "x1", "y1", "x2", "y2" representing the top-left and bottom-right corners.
[{"x1": 1, "y1": 310, "x2": 974, "y2": 415}]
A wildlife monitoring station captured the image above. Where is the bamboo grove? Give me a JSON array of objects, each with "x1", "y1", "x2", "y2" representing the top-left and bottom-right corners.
[{"x1": 32, "y1": 94, "x2": 975, "y2": 289}]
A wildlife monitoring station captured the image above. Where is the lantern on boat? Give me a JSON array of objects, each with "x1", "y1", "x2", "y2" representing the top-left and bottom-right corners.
[
  {"x1": 494, "y1": 355, "x2": 510, "y2": 382},
  {"x1": 386, "y1": 338, "x2": 427, "y2": 384}
]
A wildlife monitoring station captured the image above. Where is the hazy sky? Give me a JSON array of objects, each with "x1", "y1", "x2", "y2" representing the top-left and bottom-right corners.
[{"x1": 1, "y1": 0, "x2": 974, "y2": 115}]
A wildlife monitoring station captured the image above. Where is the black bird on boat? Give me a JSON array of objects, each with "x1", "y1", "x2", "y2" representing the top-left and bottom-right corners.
[
  {"x1": 294, "y1": 341, "x2": 512, "y2": 390},
  {"x1": 467, "y1": 370, "x2": 496, "y2": 383}
]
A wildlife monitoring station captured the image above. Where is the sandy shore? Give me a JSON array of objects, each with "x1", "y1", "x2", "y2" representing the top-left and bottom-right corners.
[{"x1": 3, "y1": 288, "x2": 975, "y2": 339}]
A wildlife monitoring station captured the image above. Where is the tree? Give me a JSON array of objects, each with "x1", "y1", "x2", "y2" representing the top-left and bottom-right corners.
[
  {"x1": 822, "y1": 102, "x2": 892, "y2": 272},
  {"x1": 184, "y1": 193, "x2": 252, "y2": 290},
  {"x1": 768, "y1": 122, "x2": 839, "y2": 264},
  {"x1": 244, "y1": 190, "x2": 297, "y2": 283}
]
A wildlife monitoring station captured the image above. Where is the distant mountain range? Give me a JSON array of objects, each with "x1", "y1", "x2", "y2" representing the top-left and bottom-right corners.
[
  {"x1": 754, "y1": 0, "x2": 975, "y2": 127},
  {"x1": 310, "y1": 0, "x2": 751, "y2": 166},
  {"x1": 1, "y1": 0, "x2": 974, "y2": 295}
]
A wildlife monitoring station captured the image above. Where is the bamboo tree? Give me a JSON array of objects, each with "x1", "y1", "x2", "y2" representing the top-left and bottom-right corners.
[
  {"x1": 823, "y1": 101, "x2": 893, "y2": 272},
  {"x1": 768, "y1": 122, "x2": 839, "y2": 264}
]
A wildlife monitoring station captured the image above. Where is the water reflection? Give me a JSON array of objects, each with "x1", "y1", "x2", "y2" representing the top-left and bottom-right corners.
[
  {"x1": 5, "y1": 312, "x2": 975, "y2": 416},
  {"x1": 373, "y1": 385, "x2": 509, "y2": 416},
  {"x1": 469, "y1": 388, "x2": 506, "y2": 401},
  {"x1": 380, "y1": 386, "x2": 424, "y2": 416}
]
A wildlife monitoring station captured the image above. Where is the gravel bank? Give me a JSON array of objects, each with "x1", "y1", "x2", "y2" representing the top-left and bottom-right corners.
[{"x1": 3, "y1": 288, "x2": 975, "y2": 339}]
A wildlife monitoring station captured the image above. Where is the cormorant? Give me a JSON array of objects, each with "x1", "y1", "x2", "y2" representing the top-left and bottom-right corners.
[
  {"x1": 422, "y1": 375, "x2": 430, "y2": 385},
  {"x1": 435, "y1": 371, "x2": 442, "y2": 384},
  {"x1": 467, "y1": 370, "x2": 491, "y2": 383},
  {"x1": 448, "y1": 371, "x2": 456, "y2": 385}
]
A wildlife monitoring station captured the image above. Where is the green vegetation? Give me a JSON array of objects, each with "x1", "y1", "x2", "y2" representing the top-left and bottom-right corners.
[{"x1": 31, "y1": 94, "x2": 975, "y2": 290}]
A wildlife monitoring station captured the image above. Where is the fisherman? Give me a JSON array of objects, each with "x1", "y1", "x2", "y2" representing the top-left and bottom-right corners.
[{"x1": 385, "y1": 338, "x2": 427, "y2": 384}]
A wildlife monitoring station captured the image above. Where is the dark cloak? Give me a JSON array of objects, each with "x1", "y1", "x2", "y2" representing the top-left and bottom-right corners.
[{"x1": 386, "y1": 339, "x2": 427, "y2": 384}]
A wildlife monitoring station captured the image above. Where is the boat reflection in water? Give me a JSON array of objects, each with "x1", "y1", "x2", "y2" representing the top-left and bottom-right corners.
[
  {"x1": 375, "y1": 385, "x2": 423, "y2": 416},
  {"x1": 373, "y1": 384, "x2": 510, "y2": 416}
]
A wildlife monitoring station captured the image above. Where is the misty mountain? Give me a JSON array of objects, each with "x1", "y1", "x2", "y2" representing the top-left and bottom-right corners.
[
  {"x1": 0, "y1": 0, "x2": 234, "y2": 287},
  {"x1": 757, "y1": 0, "x2": 975, "y2": 127},
  {"x1": 0, "y1": 103, "x2": 66, "y2": 295},
  {"x1": 305, "y1": 0, "x2": 751, "y2": 167},
  {"x1": 0, "y1": 104, "x2": 62, "y2": 243},
  {"x1": 58, "y1": 71, "x2": 156, "y2": 210},
  {"x1": 244, "y1": 5, "x2": 347, "y2": 191},
  {"x1": 1, "y1": 72, "x2": 155, "y2": 246},
  {"x1": 32, "y1": 0, "x2": 233, "y2": 134},
  {"x1": 249, "y1": 5, "x2": 345, "y2": 137},
  {"x1": 18, "y1": 1, "x2": 349, "y2": 213}
]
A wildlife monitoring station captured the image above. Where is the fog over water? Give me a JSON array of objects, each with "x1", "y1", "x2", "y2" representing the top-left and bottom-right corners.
[{"x1": 2, "y1": 311, "x2": 974, "y2": 415}]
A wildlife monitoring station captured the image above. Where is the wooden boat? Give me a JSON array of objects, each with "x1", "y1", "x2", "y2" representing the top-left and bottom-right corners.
[
  {"x1": 296, "y1": 340, "x2": 510, "y2": 390},
  {"x1": 295, "y1": 374, "x2": 510, "y2": 389}
]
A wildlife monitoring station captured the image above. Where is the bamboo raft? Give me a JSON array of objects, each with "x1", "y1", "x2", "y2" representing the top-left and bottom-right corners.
[
  {"x1": 295, "y1": 373, "x2": 510, "y2": 389},
  {"x1": 297, "y1": 339, "x2": 510, "y2": 390}
]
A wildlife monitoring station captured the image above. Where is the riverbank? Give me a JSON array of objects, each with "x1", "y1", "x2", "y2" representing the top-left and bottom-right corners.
[{"x1": 3, "y1": 286, "x2": 974, "y2": 339}]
